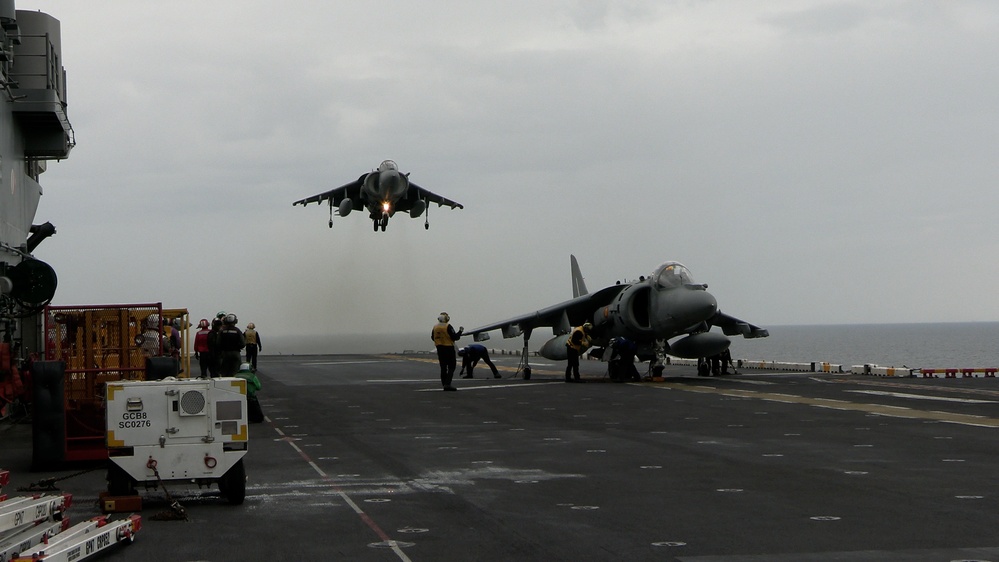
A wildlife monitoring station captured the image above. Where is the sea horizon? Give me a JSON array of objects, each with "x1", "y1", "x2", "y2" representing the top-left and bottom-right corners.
[{"x1": 261, "y1": 321, "x2": 999, "y2": 370}]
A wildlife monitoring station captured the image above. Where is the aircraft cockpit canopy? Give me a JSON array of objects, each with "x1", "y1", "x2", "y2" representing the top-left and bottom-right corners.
[
  {"x1": 379, "y1": 160, "x2": 398, "y2": 171},
  {"x1": 652, "y1": 262, "x2": 693, "y2": 289}
]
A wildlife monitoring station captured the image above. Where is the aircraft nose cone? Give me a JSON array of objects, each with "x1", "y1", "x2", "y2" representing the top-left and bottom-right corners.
[
  {"x1": 379, "y1": 169, "x2": 405, "y2": 197},
  {"x1": 672, "y1": 288, "x2": 718, "y2": 324}
]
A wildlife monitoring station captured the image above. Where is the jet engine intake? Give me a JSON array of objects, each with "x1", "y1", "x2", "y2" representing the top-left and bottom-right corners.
[
  {"x1": 613, "y1": 284, "x2": 652, "y2": 333},
  {"x1": 668, "y1": 331, "x2": 730, "y2": 359},
  {"x1": 539, "y1": 334, "x2": 569, "y2": 361}
]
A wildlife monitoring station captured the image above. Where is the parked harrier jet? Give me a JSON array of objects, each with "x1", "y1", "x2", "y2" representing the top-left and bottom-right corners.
[
  {"x1": 293, "y1": 160, "x2": 463, "y2": 231},
  {"x1": 467, "y1": 256, "x2": 768, "y2": 378}
]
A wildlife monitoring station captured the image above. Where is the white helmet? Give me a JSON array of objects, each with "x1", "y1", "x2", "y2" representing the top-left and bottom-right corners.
[
  {"x1": 145, "y1": 314, "x2": 160, "y2": 329},
  {"x1": 224, "y1": 313, "x2": 237, "y2": 325},
  {"x1": 438, "y1": 312, "x2": 450, "y2": 323},
  {"x1": 239, "y1": 363, "x2": 251, "y2": 372}
]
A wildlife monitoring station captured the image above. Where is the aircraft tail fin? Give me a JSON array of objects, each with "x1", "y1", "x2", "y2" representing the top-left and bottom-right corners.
[{"x1": 571, "y1": 255, "x2": 588, "y2": 298}]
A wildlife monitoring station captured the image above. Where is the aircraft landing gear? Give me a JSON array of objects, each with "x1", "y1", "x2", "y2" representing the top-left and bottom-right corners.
[
  {"x1": 516, "y1": 330, "x2": 533, "y2": 380},
  {"x1": 647, "y1": 339, "x2": 667, "y2": 380},
  {"x1": 372, "y1": 219, "x2": 379, "y2": 232}
]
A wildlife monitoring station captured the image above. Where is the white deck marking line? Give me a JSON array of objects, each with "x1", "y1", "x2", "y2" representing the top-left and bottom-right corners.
[
  {"x1": 645, "y1": 384, "x2": 999, "y2": 428},
  {"x1": 367, "y1": 379, "x2": 440, "y2": 383},
  {"x1": 845, "y1": 390, "x2": 998, "y2": 404},
  {"x1": 267, "y1": 418, "x2": 413, "y2": 562},
  {"x1": 302, "y1": 360, "x2": 404, "y2": 365},
  {"x1": 416, "y1": 382, "x2": 564, "y2": 392}
]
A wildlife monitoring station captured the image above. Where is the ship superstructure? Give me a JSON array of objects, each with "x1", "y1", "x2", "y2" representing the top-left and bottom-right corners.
[{"x1": 0, "y1": 0, "x2": 73, "y2": 415}]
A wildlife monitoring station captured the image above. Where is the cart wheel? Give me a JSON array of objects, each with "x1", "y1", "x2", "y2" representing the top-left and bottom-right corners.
[
  {"x1": 107, "y1": 464, "x2": 137, "y2": 496},
  {"x1": 220, "y1": 459, "x2": 246, "y2": 505}
]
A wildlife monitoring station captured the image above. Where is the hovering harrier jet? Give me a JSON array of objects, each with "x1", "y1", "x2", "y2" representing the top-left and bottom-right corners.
[{"x1": 293, "y1": 160, "x2": 463, "y2": 232}]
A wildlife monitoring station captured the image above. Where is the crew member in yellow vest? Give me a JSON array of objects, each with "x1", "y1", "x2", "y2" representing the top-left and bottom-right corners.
[
  {"x1": 431, "y1": 312, "x2": 464, "y2": 391},
  {"x1": 244, "y1": 322, "x2": 262, "y2": 371},
  {"x1": 565, "y1": 323, "x2": 593, "y2": 383}
]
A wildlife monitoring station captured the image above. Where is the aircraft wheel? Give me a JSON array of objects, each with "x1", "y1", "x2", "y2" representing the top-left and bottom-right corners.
[
  {"x1": 372, "y1": 220, "x2": 378, "y2": 232},
  {"x1": 425, "y1": 223, "x2": 429, "y2": 230},
  {"x1": 652, "y1": 365, "x2": 665, "y2": 378},
  {"x1": 522, "y1": 367, "x2": 531, "y2": 380}
]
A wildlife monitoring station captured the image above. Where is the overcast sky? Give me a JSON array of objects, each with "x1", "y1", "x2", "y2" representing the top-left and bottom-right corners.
[{"x1": 23, "y1": 1, "x2": 999, "y2": 347}]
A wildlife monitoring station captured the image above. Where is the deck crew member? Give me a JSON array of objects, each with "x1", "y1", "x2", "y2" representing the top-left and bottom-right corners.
[
  {"x1": 218, "y1": 313, "x2": 245, "y2": 377},
  {"x1": 432, "y1": 312, "x2": 463, "y2": 391},
  {"x1": 459, "y1": 344, "x2": 501, "y2": 379},
  {"x1": 237, "y1": 362, "x2": 264, "y2": 423},
  {"x1": 565, "y1": 323, "x2": 593, "y2": 383},
  {"x1": 244, "y1": 322, "x2": 262, "y2": 371},
  {"x1": 193, "y1": 318, "x2": 213, "y2": 378}
]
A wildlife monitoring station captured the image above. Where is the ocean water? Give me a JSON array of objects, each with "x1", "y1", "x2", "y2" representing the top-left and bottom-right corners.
[
  {"x1": 729, "y1": 322, "x2": 999, "y2": 369},
  {"x1": 264, "y1": 322, "x2": 999, "y2": 369}
]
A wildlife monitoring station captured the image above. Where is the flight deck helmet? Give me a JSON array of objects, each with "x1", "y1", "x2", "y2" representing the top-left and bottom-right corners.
[
  {"x1": 224, "y1": 313, "x2": 238, "y2": 326},
  {"x1": 198, "y1": 318, "x2": 209, "y2": 329},
  {"x1": 438, "y1": 312, "x2": 450, "y2": 323}
]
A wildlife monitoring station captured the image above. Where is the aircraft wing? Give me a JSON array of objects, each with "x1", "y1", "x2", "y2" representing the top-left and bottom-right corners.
[
  {"x1": 467, "y1": 284, "x2": 626, "y2": 341},
  {"x1": 709, "y1": 311, "x2": 769, "y2": 339},
  {"x1": 409, "y1": 181, "x2": 463, "y2": 209},
  {"x1": 292, "y1": 176, "x2": 365, "y2": 208}
]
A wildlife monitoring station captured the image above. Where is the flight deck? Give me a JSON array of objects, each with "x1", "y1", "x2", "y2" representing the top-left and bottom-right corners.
[{"x1": 3, "y1": 354, "x2": 999, "y2": 561}]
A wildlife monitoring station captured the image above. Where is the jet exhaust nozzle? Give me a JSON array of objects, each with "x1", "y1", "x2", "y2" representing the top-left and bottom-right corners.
[{"x1": 668, "y1": 332, "x2": 730, "y2": 359}]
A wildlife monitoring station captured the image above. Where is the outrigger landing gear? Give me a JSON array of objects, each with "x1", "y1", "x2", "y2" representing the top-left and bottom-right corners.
[
  {"x1": 516, "y1": 330, "x2": 533, "y2": 380},
  {"x1": 648, "y1": 339, "x2": 667, "y2": 379}
]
